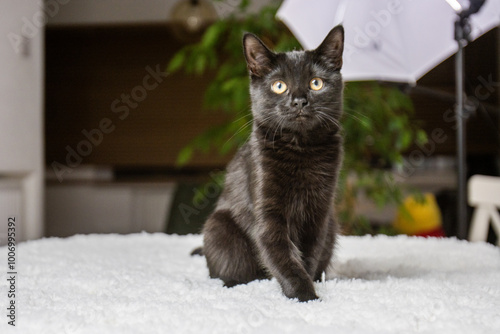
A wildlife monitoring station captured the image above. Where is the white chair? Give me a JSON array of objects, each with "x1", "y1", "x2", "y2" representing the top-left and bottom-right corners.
[{"x1": 468, "y1": 175, "x2": 500, "y2": 246}]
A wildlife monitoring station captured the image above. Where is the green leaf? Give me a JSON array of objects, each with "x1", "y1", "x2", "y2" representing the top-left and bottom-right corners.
[
  {"x1": 167, "y1": 51, "x2": 185, "y2": 73},
  {"x1": 416, "y1": 130, "x2": 428, "y2": 145},
  {"x1": 201, "y1": 23, "x2": 224, "y2": 49},
  {"x1": 400, "y1": 131, "x2": 412, "y2": 149},
  {"x1": 194, "y1": 54, "x2": 207, "y2": 75},
  {"x1": 176, "y1": 146, "x2": 193, "y2": 166},
  {"x1": 239, "y1": 0, "x2": 250, "y2": 11}
]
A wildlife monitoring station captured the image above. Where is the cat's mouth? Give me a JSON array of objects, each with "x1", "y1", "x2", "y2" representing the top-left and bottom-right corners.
[
  {"x1": 295, "y1": 114, "x2": 310, "y2": 121},
  {"x1": 281, "y1": 108, "x2": 317, "y2": 129},
  {"x1": 294, "y1": 110, "x2": 312, "y2": 122}
]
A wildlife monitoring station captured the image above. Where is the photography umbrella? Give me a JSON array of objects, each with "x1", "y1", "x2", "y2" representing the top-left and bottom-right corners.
[
  {"x1": 277, "y1": 0, "x2": 500, "y2": 238},
  {"x1": 277, "y1": 0, "x2": 499, "y2": 83}
]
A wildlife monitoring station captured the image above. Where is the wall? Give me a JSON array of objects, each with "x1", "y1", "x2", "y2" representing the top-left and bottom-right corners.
[{"x1": 45, "y1": 0, "x2": 275, "y2": 25}]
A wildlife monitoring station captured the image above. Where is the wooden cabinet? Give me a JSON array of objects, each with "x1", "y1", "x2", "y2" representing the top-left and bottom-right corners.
[
  {"x1": 0, "y1": 0, "x2": 44, "y2": 242},
  {"x1": 0, "y1": 179, "x2": 22, "y2": 246},
  {"x1": 46, "y1": 182, "x2": 176, "y2": 237}
]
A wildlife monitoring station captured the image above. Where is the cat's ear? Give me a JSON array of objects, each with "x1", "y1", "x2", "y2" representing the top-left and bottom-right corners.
[
  {"x1": 243, "y1": 33, "x2": 275, "y2": 77},
  {"x1": 314, "y1": 25, "x2": 344, "y2": 70}
]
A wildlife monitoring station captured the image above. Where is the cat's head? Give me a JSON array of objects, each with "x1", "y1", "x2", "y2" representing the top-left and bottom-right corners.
[{"x1": 243, "y1": 26, "x2": 344, "y2": 133}]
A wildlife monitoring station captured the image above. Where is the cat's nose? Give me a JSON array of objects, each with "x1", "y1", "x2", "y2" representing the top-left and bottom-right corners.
[{"x1": 292, "y1": 97, "x2": 308, "y2": 108}]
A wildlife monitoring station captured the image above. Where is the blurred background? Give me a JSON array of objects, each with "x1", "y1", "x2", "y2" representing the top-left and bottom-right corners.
[{"x1": 0, "y1": 0, "x2": 498, "y2": 246}]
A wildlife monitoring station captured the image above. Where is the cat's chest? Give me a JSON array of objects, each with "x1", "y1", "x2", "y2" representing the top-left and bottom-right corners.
[
  {"x1": 264, "y1": 139, "x2": 341, "y2": 182},
  {"x1": 266, "y1": 158, "x2": 335, "y2": 224},
  {"x1": 261, "y1": 145, "x2": 339, "y2": 199},
  {"x1": 251, "y1": 132, "x2": 342, "y2": 207}
]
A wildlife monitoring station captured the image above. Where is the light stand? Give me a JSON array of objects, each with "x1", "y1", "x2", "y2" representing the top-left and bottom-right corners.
[{"x1": 453, "y1": 0, "x2": 486, "y2": 239}]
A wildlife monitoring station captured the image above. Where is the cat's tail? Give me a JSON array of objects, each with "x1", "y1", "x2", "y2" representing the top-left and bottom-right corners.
[{"x1": 190, "y1": 247, "x2": 204, "y2": 256}]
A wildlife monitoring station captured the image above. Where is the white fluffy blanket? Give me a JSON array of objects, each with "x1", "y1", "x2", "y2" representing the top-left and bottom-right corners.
[{"x1": 1, "y1": 233, "x2": 499, "y2": 334}]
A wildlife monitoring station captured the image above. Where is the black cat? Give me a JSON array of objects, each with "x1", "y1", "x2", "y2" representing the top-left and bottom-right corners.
[{"x1": 199, "y1": 26, "x2": 344, "y2": 302}]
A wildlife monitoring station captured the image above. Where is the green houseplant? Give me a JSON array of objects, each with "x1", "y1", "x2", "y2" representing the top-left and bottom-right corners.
[{"x1": 168, "y1": 0, "x2": 427, "y2": 235}]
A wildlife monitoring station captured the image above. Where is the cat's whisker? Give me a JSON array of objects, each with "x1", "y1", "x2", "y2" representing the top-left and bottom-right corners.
[
  {"x1": 342, "y1": 106, "x2": 371, "y2": 122},
  {"x1": 224, "y1": 118, "x2": 255, "y2": 147},
  {"x1": 342, "y1": 107, "x2": 367, "y2": 119},
  {"x1": 342, "y1": 112, "x2": 370, "y2": 126},
  {"x1": 315, "y1": 109, "x2": 341, "y2": 129},
  {"x1": 272, "y1": 117, "x2": 286, "y2": 150},
  {"x1": 226, "y1": 112, "x2": 278, "y2": 150},
  {"x1": 315, "y1": 107, "x2": 346, "y2": 125},
  {"x1": 257, "y1": 114, "x2": 280, "y2": 149},
  {"x1": 314, "y1": 111, "x2": 329, "y2": 129},
  {"x1": 279, "y1": 117, "x2": 286, "y2": 139},
  {"x1": 221, "y1": 109, "x2": 257, "y2": 149},
  {"x1": 263, "y1": 124, "x2": 273, "y2": 148},
  {"x1": 317, "y1": 114, "x2": 334, "y2": 130},
  {"x1": 231, "y1": 112, "x2": 253, "y2": 125},
  {"x1": 343, "y1": 106, "x2": 364, "y2": 115}
]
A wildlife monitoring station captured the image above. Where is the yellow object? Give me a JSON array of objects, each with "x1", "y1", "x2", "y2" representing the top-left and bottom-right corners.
[{"x1": 393, "y1": 193, "x2": 443, "y2": 235}]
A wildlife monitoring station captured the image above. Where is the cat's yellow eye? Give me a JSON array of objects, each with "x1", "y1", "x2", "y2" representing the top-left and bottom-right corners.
[
  {"x1": 271, "y1": 80, "x2": 287, "y2": 94},
  {"x1": 310, "y1": 78, "x2": 324, "y2": 91}
]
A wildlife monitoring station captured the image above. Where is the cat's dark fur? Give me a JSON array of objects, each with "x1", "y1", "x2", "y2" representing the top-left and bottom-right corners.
[{"x1": 200, "y1": 26, "x2": 344, "y2": 302}]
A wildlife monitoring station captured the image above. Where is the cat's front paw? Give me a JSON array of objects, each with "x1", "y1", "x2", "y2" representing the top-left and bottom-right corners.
[
  {"x1": 282, "y1": 279, "x2": 319, "y2": 302},
  {"x1": 295, "y1": 290, "x2": 319, "y2": 302}
]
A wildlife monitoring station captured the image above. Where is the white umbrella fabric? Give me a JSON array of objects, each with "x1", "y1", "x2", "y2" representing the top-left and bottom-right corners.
[
  {"x1": 277, "y1": 0, "x2": 500, "y2": 84},
  {"x1": 277, "y1": 0, "x2": 500, "y2": 239}
]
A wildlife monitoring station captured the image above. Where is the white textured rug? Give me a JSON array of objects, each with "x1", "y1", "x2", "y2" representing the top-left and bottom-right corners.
[{"x1": 1, "y1": 233, "x2": 499, "y2": 334}]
